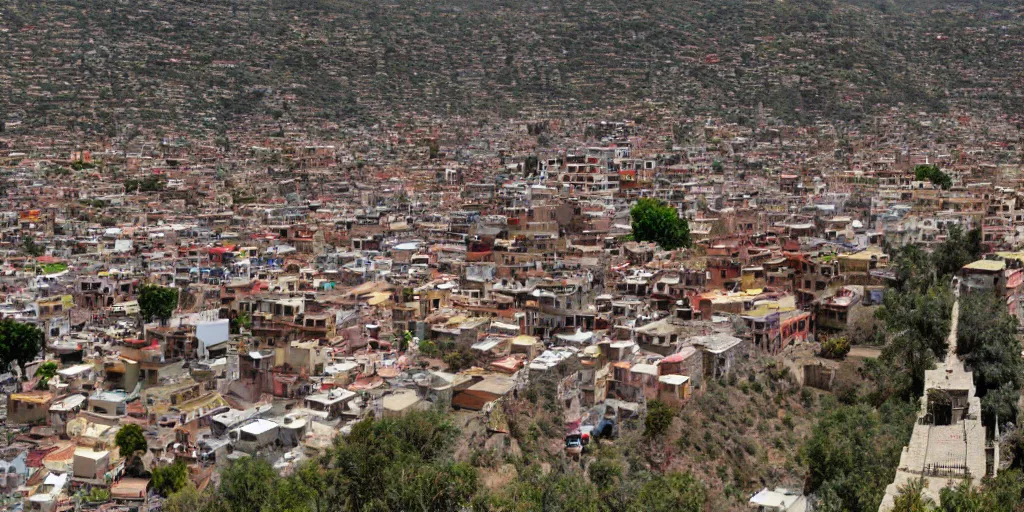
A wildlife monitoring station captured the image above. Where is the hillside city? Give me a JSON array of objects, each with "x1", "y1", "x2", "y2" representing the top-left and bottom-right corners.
[{"x1": 2, "y1": 1, "x2": 1024, "y2": 512}]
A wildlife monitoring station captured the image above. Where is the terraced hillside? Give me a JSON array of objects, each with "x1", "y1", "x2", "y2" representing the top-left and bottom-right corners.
[{"x1": 2, "y1": 0, "x2": 1023, "y2": 131}]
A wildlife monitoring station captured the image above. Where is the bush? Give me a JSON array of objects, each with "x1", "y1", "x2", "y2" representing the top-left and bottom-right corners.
[
  {"x1": 418, "y1": 339, "x2": 438, "y2": 357},
  {"x1": 152, "y1": 460, "x2": 190, "y2": 496},
  {"x1": 644, "y1": 399, "x2": 675, "y2": 438},
  {"x1": 442, "y1": 348, "x2": 475, "y2": 372},
  {"x1": 820, "y1": 336, "x2": 851, "y2": 359},
  {"x1": 85, "y1": 487, "x2": 111, "y2": 503}
]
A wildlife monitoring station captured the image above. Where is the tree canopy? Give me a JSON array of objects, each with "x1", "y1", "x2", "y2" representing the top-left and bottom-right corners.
[
  {"x1": 34, "y1": 361, "x2": 58, "y2": 389},
  {"x1": 643, "y1": 399, "x2": 674, "y2": 439},
  {"x1": 876, "y1": 281, "x2": 953, "y2": 394},
  {"x1": 0, "y1": 319, "x2": 44, "y2": 378},
  {"x1": 890, "y1": 478, "x2": 936, "y2": 512},
  {"x1": 115, "y1": 424, "x2": 148, "y2": 460},
  {"x1": 876, "y1": 469, "x2": 1024, "y2": 512},
  {"x1": 914, "y1": 164, "x2": 952, "y2": 190},
  {"x1": 801, "y1": 400, "x2": 917, "y2": 512},
  {"x1": 164, "y1": 407, "x2": 712, "y2": 512},
  {"x1": 630, "y1": 198, "x2": 690, "y2": 250},
  {"x1": 138, "y1": 284, "x2": 179, "y2": 324},
  {"x1": 956, "y1": 291, "x2": 1024, "y2": 426},
  {"x1": 152, "y1": 459, "x2": 191, "y2": 497}
]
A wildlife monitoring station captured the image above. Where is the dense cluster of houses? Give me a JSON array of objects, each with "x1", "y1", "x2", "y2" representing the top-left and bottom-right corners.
[{"x1": 1, "y1": 98, "x2": 1024, "y2": 512}]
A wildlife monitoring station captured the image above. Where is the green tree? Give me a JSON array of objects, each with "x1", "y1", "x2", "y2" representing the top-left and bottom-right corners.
[
  {"x1": 932, "y1": 225, "x2": 980, "y2": 278},
  {"x1": 630, "y1": 198, "x2": 690, "y2": 250},
  {"x1": 889, "y1": 244, "x2": 934, "y2": 292},
  {"x1": 914, "y1": 164, "x2": 952, "y2": 190},
  {"x1": 377, "y1": 460, "x2": 478, "y2": 511},
  {"x1": 85, "y1": 487, "x2": 111, "y2": 503},
  {"x1": 22, "y1": 236, "x2": 44, "y2": 257},
  {"x1": 324, "y1": 409, "x2": 465, "y2": 511},
  {"x1": 442, "y1": 347, "x2": 476, "y2": 372},
  {"x1": 801, "y1": 400, "x2": 917, "y2": 512},
  {"x1": 973, "y1": 469, "x2": 1024, "y2": 511},
  {"x1": 938, "y1": 480, "x2": 985, "y2": 512},
  {"x1": 957, "y1": 292, "x2": 1024, "y2": 425},
  {"x1": 138, "y1": 284, "x2": 179, "y2": 324},
  {"x1": 891, "y1": 478, "x2": 937, "y2": 512},
  {"x1": 820, "y1": 336, "x2": 851, "y2": 359},
  {"x1": 115, "y1": 424, "x2": 148, "y2": 460},
  {"x1": 398, "y1": 330, "x2": 413, "y2": 352},
  {"x1": 587, "y1": 448, "x2": 624, "y2": 490},
  {"x1": 218, "y1": 457, "x2": 276, "y2": 512},
  {"x1": 644, "y1": 399, "x2": 674, "y2": 439},
  {"x1": 482, "y1": 466, "x2": 601, "y2": 512},
  {"x1": 230, "y1": 311, "x2": 251, "y2": 335},
  {"x1": 163, "y1": 485, "x2": 217, "y2": 512},
  {"x1": 152, "y1": 459, "x2": 190, "y2": 496},
  {"x1": 34, "y1": 361, "x2": 58, "y2": 389},
  {"x1": 876, "y1": 282, "x2": 953, "y2": 394},
  {"x1": 0, "y1": 319, "x2": 44, "y2": 378},
  {"x1": 277, "y1": 460, "x2": 334, "y2": 512}
]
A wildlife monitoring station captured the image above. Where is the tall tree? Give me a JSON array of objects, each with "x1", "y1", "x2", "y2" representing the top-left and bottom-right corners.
[
  {"x1": 932, "y1": 224, "x2": 979, "y2": 278},
  {"x1": 138, "y1": 284, "x2": 179, "y2": 324},
  {"x1": 0, "y1": 319, "x2": 44, "y2": 378},
  {"x1": 115, "y1": 424, "x2": 148, "y2": 463},
  {"x1": 801, "y1": 400, "x2": 917, "y2": 512},
  {"x1": 630, "y1": 198, "x2": 690, "y2": 250},
  {"x1": 876, "y1": 282, "x2": 954, "y2": 394},
  {"x1": 217, "y1": 457, "x2": 276, "y2": 512},
  {"x1": 914, "y1": 164, "x2": 952, "y2": 190},
  {"x1": 152, "y1": 459, "x2": 190, "y2": 497},
  {"x1": 957, "y1": 292, "x2": 1024, "y2": 425}
]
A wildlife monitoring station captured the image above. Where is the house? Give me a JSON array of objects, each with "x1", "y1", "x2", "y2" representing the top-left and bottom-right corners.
[
  {"x1": 451, "y1": 375, "x2": 516, "y2": 410},
  {"x1": 816, "y1": 286, "x2": 867, "y2": 331},
  {"x1": 7, "y1": 391, "x2": 55, "y2": 425},
  {"x1": 748, "y1": 488, "x2": 808, "y2": 511},
  {"x1": 229, "y1": 419, "x2": 280, "y2": 453},
  {"x1": 48, "y1": 394, "x2": 87, "y2": 434},
  {"x1": 657, "y1": 346, "x2": 703, "y2": 388},
  {"x1": 657, "y1": 374, "x2": 691, "y2": 403},
  {"x1": 87, "y1": 390, "x2": 128, "y2": 419},
  {"x1": 304, "y1": 388, "x2": 358, "y2": 421},
  {"x1": 687, "y1": 334, "x2": 743, "y2": 380},
  {"x1": 381, "y1": 389, "x2": 426, "y2": 417},
  {"x1": 26, "y1": 472, "x2": 68, "y2": 512},
  {"x1": 72, "y1": 447, "x2": 110, "y2": 483},
  {"x1": 110, "y1": 477, "x2": 150, "y2": 503}
]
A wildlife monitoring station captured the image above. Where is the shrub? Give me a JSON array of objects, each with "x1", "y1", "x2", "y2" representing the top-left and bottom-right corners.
[
  {"x1": 644, "y1": 399, "x2": 675, "y2": 438},
  {"x1": 820, "y1": 336, "x2": 851, "y2": 359}
]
